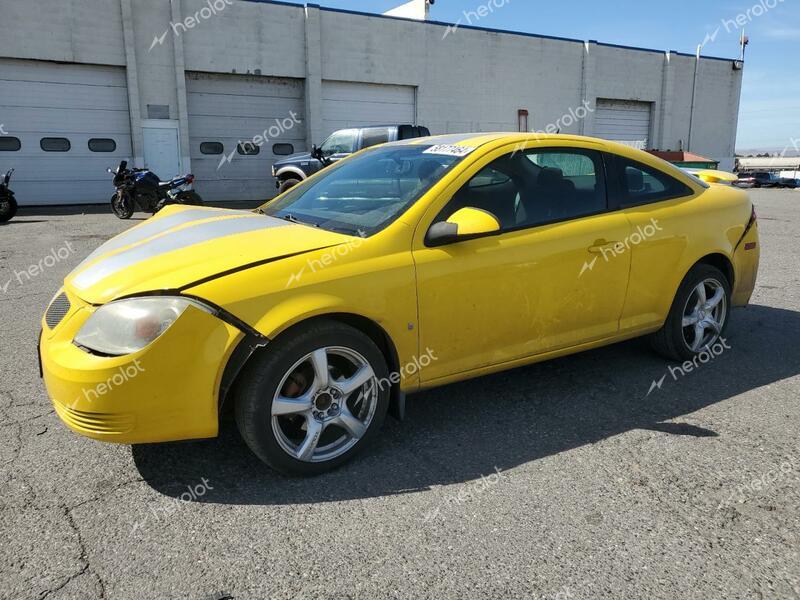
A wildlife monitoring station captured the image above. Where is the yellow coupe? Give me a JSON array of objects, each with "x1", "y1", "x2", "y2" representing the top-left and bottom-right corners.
[{"x1": 40, "y1": 133, "x2": 760, "y2": 475}]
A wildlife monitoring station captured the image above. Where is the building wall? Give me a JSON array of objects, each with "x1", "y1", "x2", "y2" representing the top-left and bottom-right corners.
[{"x1": 0, "y1": 0, "x2": 744, "y2": 202}]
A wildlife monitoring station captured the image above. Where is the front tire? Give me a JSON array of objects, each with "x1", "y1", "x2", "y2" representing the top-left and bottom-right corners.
[
  {"x1": 110, "y1": 191, "x2": 134, "y2": 219},
  {"x1": 235, "y1": 320, "x2": 390, "y2": 476},
  {"x1": 650, "y1": 264, "x2": 731, "y2": 362},
  {"x1": 0, "y1": 195, "x2": 17, "y2": 223},
  {"x1": 278, "y1": 178, "x2": 301, "y2": 194}
]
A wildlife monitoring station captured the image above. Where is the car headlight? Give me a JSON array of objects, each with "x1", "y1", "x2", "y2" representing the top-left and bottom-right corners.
[{"x1": 74, "y1": 297, "x2": 213, "y2": 356}]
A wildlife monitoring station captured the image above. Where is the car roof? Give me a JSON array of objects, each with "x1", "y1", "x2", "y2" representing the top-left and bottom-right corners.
[
  {"x1": 389, "y1": 132, "x2": 707, "y2": 189},
  {"x1": 393, "y1": 132, "x2": 615, "y2": 150}
]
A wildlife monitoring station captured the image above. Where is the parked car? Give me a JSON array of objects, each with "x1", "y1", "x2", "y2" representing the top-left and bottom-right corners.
[
  {"x1": 272, "y1": 124, "x2": 430, "y2": 194},
  {"x1": 751, "y1": 171, "x2": 781, "y2": 188},
  {"x1": 40, "y1": 133, "x2": 760, "y2": 475},
  {"x1": 778, "y1": 177, "x2": 799, "y2": 189},
  {"x1": 733, "y1": 173, "x2": 756, "y2": 189}
]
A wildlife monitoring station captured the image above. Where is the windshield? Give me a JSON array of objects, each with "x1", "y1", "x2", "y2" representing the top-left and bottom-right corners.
[
  {"x1": 319, "y1": 130, "x2": 359, "y2": 157},
  {"x1": 260, "y1": 144, "x2": 470, "y2": 236}
]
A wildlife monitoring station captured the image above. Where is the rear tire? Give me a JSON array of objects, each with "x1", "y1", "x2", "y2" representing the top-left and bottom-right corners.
[
  {"x1": 110, "y1": 192, "x2": 134, "y2": 219},
  {"x1": 278, "y1": 178, "x2": 301, "y2": 194},
  {"x1": 650, "y1": 264, "x2": 731, "y2": 362},
  {"x1": 235, "y1": 320, "x2": 390, "y2": 476},
  {"x1": 176, "y1": 190, "x2": 204, "y2": 206}
]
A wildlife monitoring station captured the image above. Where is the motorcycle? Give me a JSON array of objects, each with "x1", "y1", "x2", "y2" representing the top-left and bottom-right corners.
[
  {"x1": 108, "y1": 160, "x2": 203, "y2": 219},
  {"x1": 0, "y1": 168, "x2": 17, "y2": 223}
]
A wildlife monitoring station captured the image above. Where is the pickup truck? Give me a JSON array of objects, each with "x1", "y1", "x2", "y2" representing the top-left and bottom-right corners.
[{"x1": 271, "y1": 124, "x2": 430, "y2": 193}]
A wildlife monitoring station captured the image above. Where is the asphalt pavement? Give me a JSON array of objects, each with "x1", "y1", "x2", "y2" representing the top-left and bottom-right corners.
[{"x1": 1, "y1": 190, "x2": 798, "y2": 599}]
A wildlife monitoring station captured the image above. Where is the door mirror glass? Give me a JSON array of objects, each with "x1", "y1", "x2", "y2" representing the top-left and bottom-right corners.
[{"x1": 427, "y1": 207, "x2": 501, "y2": 246}]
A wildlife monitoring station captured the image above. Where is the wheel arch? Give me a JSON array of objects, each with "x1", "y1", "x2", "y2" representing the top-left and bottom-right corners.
[
  {"x1": 695, "y1": 252, "x2": 735, "y2": 288},
  {"x1": 275, "y1": 166, "x2": 306, "y2": 181},
  {"x1": 219, "y1": 312, "x2": 406, "y2": 420}
]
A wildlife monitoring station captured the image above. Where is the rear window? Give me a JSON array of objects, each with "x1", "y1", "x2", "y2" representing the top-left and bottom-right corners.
[
  {"x1": 361, "y1": 128, "x2": 390, "y2": 149},
  {"x1": 609, "y1": 155, "x2": 694, "y2": 206},
  {"x1": 398, "y1": 125, "x2": 430, "y2": 140}
]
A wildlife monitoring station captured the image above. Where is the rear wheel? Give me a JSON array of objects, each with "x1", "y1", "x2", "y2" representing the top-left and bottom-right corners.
[
  {"x1": 278, "y1": 178, "x2": 301, "y2": 194},
  {"x1": 235, "y1": 320, "x2": 390, "y2": 476},
  {"x1": 176, "y1": 190, "x2": 203, "y2": 206},
  {"x1": 650, "y1": 264, "x2": 731, "y2": 362},
  {"x1": 110, "y1": 191, "x2": 134, "y2": 219}
]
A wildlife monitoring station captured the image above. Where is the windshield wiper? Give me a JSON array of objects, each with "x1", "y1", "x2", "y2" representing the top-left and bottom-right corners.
[{"x1": 282, "y1": 213, "x2": 319, "y2": 227}]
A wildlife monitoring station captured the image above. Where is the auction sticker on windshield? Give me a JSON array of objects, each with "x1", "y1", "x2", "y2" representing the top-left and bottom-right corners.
[{"x1": 423, "y1": 144, "x2": 475, "y2": 158}]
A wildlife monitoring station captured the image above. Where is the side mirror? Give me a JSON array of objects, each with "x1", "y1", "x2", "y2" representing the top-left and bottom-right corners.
[{"x1": 426, "y1": 207, "x2": 501, "y2": 246}]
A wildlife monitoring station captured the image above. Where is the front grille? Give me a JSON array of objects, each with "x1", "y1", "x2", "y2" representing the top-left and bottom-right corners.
[
  {"x1": 45, "y1": 292, "x2": 71, "y2": 329},
  {"x1": 54, "y1": 400, "x2": 135, "y2": 434}
]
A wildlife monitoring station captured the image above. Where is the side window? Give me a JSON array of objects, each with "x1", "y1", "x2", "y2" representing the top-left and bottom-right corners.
[
  {"x1": 518, "y1": 149, "x2": 606, "y2": 226},
  {"x1": 468, "y1": 166, "x2": 512, "y2": 189},
  {"x1": 611, "y1": 156, "x2": 693, "y2": 205},
  {"x1": 320, "y1": 130, "x2": 358, "y2": 156},
  {"x1": 438, "y1": 148, "x2": 606, "y2": 232},
  {"x1": 361, "y1": 128, "x2": 390, "y2": 149}
]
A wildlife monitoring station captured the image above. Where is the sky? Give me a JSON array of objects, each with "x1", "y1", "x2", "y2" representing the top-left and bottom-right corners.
[{"x1": 278, "y1": 0, "x2": 799, "y2": 152}]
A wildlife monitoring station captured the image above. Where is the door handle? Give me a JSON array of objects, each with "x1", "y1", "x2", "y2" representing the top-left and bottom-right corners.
[{"x1": 588, "y1": 240, "x2": 620, "y2": 254}]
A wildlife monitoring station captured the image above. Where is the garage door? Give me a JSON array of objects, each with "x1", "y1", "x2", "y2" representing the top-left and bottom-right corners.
[
  {"x1": 186, "y1": 72, "x2": 305, "y2": 202},
  {"x1": 321, "y1": 81, "x2": 416, "y2": 139},
  {"x1": 0, "y1": 59, "x2": 132, "y2": 205},
  {"x1": 594, "y1": 99, "x2": 652, "y2": 150}
]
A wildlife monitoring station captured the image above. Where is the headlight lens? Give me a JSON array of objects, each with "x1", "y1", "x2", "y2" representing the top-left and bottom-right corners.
[{"x1": 74, "y1": 297, "x2": 213, "y2": 356}]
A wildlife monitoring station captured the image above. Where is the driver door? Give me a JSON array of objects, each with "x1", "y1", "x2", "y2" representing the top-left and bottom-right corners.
[{"x1": 412, "y1": 145, "x2": 632, "y2": 384}]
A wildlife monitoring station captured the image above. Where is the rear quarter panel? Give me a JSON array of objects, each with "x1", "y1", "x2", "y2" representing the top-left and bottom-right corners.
[{"x1": 620, "y1": 184, "x2": 754, "y2": 332}]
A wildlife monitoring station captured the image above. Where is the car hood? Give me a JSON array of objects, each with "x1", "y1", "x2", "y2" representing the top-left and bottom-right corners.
[
  {"x1": 65, "y1": 205, "x2": 350, "y2": 305},
  {"x1": 274, "y1": 152, "x2": 316, "y2": 166}
]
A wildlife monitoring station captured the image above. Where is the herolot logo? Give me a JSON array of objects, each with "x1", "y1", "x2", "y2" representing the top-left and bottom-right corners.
[{"x1": 149, "y1": 0, "x2": 235, "y2": 51}]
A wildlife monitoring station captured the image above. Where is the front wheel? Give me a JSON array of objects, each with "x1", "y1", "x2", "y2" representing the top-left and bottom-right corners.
[
  {"x1": 110, "y1": 191, "x2": 134, "y2": 219},
  {"x1": 235, "y1": 320, "x2": 390, "y2": 476},
  {"x1": 650, "y1": 264, "x2": 731, "y2": 362},
  {"x1": 0, "y1": 194, "x2": 17, "y2": 223},
  {"x1": 278, "y1": 178, "x2": 301, "y2": 195}
]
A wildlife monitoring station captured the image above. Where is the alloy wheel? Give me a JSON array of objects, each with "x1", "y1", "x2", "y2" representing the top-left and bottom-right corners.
[
  {"x1": 270, "y1": 346, "x2": 379, "y2": 463},
  {"x1": 681, "y1": 278, "x2": 727, "y2": 352}
]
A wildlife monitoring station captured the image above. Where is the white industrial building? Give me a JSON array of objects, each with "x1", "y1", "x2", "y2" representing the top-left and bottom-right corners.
[{"x1": 0, "y1": 0, "x2": 744, "y2": 205}]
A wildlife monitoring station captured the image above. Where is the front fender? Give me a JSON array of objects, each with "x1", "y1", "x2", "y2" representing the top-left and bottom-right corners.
[
  {"x1": 184, "y1": 250, "x2": 420, "y2": 391},
  {"x1": 275, "y1": 166, "x2": 307, "y2": 181}
]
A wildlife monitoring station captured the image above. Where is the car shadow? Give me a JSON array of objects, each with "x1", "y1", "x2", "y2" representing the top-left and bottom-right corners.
[
  {"x1": 0, "y1": 220, "x2": 49, "y2": 225},
  {"x1": 132, "y1": 303, "x2": 800, "y2": 505}
]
